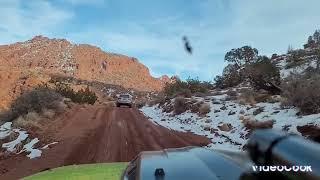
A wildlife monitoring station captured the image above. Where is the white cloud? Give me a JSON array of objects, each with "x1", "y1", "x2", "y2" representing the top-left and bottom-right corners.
[
  {"x1": 0, "y1": 0, "x2": 74, "y2": 44},
  {"x1": 67, "y1": 24, "x2": 213, "y2": 79},
  {"x1": 92, "y1": 0, "x2": 320, "y2": 79},
  {"x1": 227, "y1": 0, "x2": 320, "y2": 54}
]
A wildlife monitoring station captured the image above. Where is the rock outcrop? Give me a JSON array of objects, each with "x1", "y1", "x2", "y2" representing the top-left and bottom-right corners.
[{"x1": 0, "y1": 36, "x2": 170, "y2": 109}]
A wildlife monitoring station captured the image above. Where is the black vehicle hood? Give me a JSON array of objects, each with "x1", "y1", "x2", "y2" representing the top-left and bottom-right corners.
[{"x1": 137, "y1": 146, "x2": 253, "y2": 180}]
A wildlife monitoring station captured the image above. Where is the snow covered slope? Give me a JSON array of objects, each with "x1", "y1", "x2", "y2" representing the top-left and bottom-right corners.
[{"x1": 140, "y1": 91, "x2": 320, "y2": 150}]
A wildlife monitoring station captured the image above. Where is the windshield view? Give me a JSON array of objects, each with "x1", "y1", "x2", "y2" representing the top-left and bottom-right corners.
[
  {"x1": 0, "y1": 0, "x2": 319, "y2": 180},
  {"x1": 120, "y1": 95, "x2": 130, "y2": 99}
]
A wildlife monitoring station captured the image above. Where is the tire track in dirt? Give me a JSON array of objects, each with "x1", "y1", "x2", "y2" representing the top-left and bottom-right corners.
[{"x1": 0, "y1": 105, "x2": 210, "y2": 179}]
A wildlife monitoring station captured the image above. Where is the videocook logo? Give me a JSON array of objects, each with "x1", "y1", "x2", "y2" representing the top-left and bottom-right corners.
[{"x1": 252, "y1": 166, "x2": 312, "y2": 172}]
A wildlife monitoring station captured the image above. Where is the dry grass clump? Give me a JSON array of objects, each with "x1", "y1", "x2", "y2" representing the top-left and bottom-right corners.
[
  {"x1": 199, "y1": 103, "x2": 211, "y2": 115},
  {"x1": 226, "y1": 90, "x2": 238, "y2": 97},
  {"x1": 135, "y1": 100, "x2": 146, "y2": 109},
  {"x1": 102, "y1": 101, "x2": 116, "y2": 108},
  {"x1": 174, "y1": 97, "x2": 188, "y2": 115},
  {"x1": 13, "y1": 112, "x2": 42, "y2": 131},
  {"x1": 175, "y1": 89, "x2": 192, "y2": 98},
  {"x1": 164, "y1": 78, "x2": 212, "y2": 98},
  {"x1": 13, "y1": 107, "x2": 63, "y2": 132},
  {"x1": 237, "y1": 88, "x2": 271, "y2": 105},
  {"x1": 254, "y1": 93, "x2": 272, "y2": 103},
  {"x1": 105, "y1": 96, "x2": 115, "y2": 101},
  {"x1": 282, "y1": 73, "x2": 320, "y2": 115},
  {"x1": 238, "y1": 93, "x2": 256, "y2": 105},
  {"x1": 42, "y1": 109, "x2": 56, "y2": 119},
  {"x1": 190, "y1": 101, "x2": 203, "y2": 113},
  {"x1": 148, "y1": 94, "x2": 167, "y2": 107},
  {"x1": 8, "y1": 87, "x2": 63, "y2": 121},
  {"x1": 240, "y1": 116, "x2": 274, "y2": 131}
]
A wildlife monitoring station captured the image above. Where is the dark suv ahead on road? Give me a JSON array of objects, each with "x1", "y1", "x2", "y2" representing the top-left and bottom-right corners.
[{"x1": 116, "y1": 94, "x2": 133, "y2": 108}]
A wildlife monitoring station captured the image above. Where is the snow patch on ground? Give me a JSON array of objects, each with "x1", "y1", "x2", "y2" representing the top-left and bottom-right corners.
[
  {"x1": 0, "y1": 122, "x2": 12, "y2": 139},
  {"x1": 18, "y1": 138, "x2": 42, "y2": 159},
  {"x1": 41, "y1": 142, "x2": 58, "y2": 149},
  {"x1": 141, "y1": 94, "x2": 320, "y2": 150},
  {"x1": 0, "y1": 122, "x2": 57, "y2": 159},
  {"x1": 2, "y1": 129, "x2": 28, "y2": 152}
]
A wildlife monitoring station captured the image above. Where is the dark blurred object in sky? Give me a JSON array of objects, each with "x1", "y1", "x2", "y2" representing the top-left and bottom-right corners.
[{"x1": 183, "y1": 36, "x2": 192, "y2": 55}]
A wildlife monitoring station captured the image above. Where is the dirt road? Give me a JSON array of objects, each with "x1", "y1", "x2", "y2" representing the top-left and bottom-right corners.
[{"x1": 0, "y1": 105, "x2": 210, "y2": 179}]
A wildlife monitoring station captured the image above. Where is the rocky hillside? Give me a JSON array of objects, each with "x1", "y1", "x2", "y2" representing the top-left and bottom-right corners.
[
  {"x1": 0, "y1": 36, "x2": 171, "y2": 109},
  {"x1": 141, "y1": 87, "x2": 320, "y2": 150}
]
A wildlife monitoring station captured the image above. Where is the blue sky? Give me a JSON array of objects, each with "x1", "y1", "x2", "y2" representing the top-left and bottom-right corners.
[{"x1": 1, "y1": 0, "x2": 320, "y2": 80}]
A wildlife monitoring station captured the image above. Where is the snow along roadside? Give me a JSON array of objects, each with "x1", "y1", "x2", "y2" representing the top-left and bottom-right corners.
[
  {"x1": 140, "y1": 96, "x2": 320, "y2": 150},
  {"x1": 0, "y1": 122, "x2": 57, "y2": 159}
]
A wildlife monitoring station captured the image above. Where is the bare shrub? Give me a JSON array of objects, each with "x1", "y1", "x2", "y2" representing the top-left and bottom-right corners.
[
  {"x1": 155, "y1": 95, "x2": 167, "y2": 106},
  {"x1": 174, "y1": 97, "x2": 188, "y2": 115},
  {"x1": 148, "y1": 94, "x2": 167, "y2": 107},
  {"x1": 164, "y1": 80, "x2": 188, "y2": 97},
  {"x1": 241, "y1": 117, "x2": 274, "y2": 131},
  {"x1": 285, "y1": 50, "x2": 307, "y2": 69},
  {"x1": 72, "y1": 86, "x2": 98, "y2": 105},
  {"x1": 164, "y1": 78, "x2": 212, "y2": 98},
  {"x1": 162, "y1": 104, "x2": 174, "y2": 113},
  {"x1": 254, "y1": 93, "x2": 271, "y2": 103},
  {"x1": 105, "y1": 96, "x2": 115, "y2": 101},
  {"x1": 55, "y1": 101, "x2": 68, "y2": 113},
  {"x1": 190, "y1": 98, "x2": 198, "y2": 104},
  {"x1": 199, "y1": 103, "x2": 211, "y2": 115},
  {"x1": 24, "y1": 112, "x2": 40, "y2": 121},
  {"x1": 282, "y1": 73, "x2": 320, "y2": 114},
  {"x1": 63, "y1": 98, "x2": 74, "y2": 108},
  {"x1": 238, "y1": 89, "x2": 256, "y2": 105},
  {"x1": 226, "y1": 90, "x2": 238, "y2": 97},
  {"x1": 238, "y1": 99, "x2": 246, "y2": 105},
  {"x1": 238, "y1": 88, "x2": 271, "y2": 105},
  {"x1": 147, "y1": 100, "x2": 157, "y2": 107},
  {"x1": 135, "y1": 100, "x2": 146, "y2": 109},
  {"x1": 186, "y1": 78, "x2": 213, "y2": 93},
  {"x1": 9, "y1": 87, "x2": 63, "y2": 121},
  {"x1": 175, "y1": 89, "x2": 192, "y2": 98},
  {"x1": 266, "y1": 95, "x2": 282, "y2": 103},
  {"x1": 14, "y1": 113, "x2": 42, "y2": 131},
  {"x1": 51, "y1": 83, "x2": 97, "y2": 105},
  {"x1": 103, "y1": 101, "x2": 116, "y2": 108},
  {"x1": 42, "y1": 109, "x2": 56, "y2": 119},
  {"x1": 190, "y1": 101, "x2": 203, "y2": 113}
]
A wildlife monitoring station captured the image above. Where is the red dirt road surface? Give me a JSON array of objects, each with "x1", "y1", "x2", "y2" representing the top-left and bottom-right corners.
[{"x1": 0, "y1": 105, "x2": 210, "y2": 179}]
